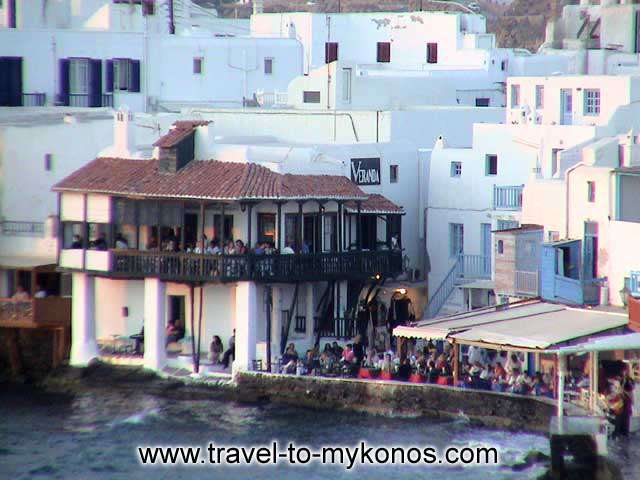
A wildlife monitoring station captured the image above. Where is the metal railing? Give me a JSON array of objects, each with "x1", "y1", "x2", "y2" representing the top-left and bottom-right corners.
[
  {"x1": 69, "y1": 94, "x2": 90, "y2": 107},
  {"x1": 1, "y1": 221, "x2": 45, "y2": 237},
  {"x1": 458, "y1": 254, "x2": 491, "y2": 279},
  {"x1": 315, "y1": 317, "x2": 356, "y2": 339},
  {"x1": 102, "y1": 93, "x2": 114, "y2": 107},
  {"x1": 426, "y1": 257, "x2": 462, "y2": 318},
  {"x1": 22, "y1": 93, "x2": 46, "y2": 107},
  {"x1": 493, "y1": 185, "x2": 524, "y2": 210},
  {"x1": 515, "y1": 270, "x2": 538, "y2": 296},
  {"x1": 255, "y1": 91, "x2": 289, "y2": 107},
  {"x1": 109, "y1": 250, "x2": 403, "y2": 283}
]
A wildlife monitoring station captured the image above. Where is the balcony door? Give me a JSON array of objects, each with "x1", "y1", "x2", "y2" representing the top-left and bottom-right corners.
[
  {"x1": 303, "y1": 214, "x2": 321, "y2": 253},
  {"x1": 560, "y1": 89, "x2": 573, "y2": 125},
  {"x1": 583, "y1": 222, "x2": 598, "y2": 280},
  {"x1": 183, "y1": 213, "x2": 198, "y2": 249},
  {"x1": 0, "y1": 57, "x2": 22, "y2": 106},
  {"x1": 359, "y1": 215, "x2": 377, "y2": 251},
  {"x1": 481, "y1": 223, "x2": 492, "y2": 276}
]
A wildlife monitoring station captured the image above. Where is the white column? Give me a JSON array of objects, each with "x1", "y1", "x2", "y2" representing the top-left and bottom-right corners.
[
  {"x1": 144, "y1": 278, "x2": 166, "y2": 371},
  {"x1": 234, "y1": 281, "x2": 257, "y2": 373},
  {"x1": 306, "y1": 283, "x2": 315, "y2": 339},
  {"x1": 70, "y1": 273, "x2": 99, "y2": 366},
  {"x1": 557, "y1": 353, "x2": 567, "y2": 419},
  {"x1": 271, "y1": 286, "x2": 282, "y2": 361}
]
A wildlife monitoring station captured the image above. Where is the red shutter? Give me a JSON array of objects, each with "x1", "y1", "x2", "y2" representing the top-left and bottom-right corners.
[
  {"x1": 427, "y1": 43, "x2": 438, "y2": 64},
  {"x1": 377, "y1": 42, "x2": 390, "y2": 63}
]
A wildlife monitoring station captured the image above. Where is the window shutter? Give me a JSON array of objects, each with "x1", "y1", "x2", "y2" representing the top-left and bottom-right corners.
[
  {"x1": 88, "y1": 59, "x2": 102, "y2": 107},
  {"x1": 105, "y1": 59, "x2": 114, "y2": 92},
  {"x1": 325, "y1": 42, "x2": 338, "y2": 63},
  {"x1": 377, "y1": 42, "x2": 390, "y2": 63},
  {"x1": 427, "y1": 43, "x2": 438, "y2": 64},
  {"x1": 58, "y1": 58, "x2": 70, "y2": 106},
  {"x1": 129, "y1": 59, "x2": 141, "y2": 92}
]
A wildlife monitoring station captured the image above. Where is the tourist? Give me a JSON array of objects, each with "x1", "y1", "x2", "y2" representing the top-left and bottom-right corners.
[
  {"x1": 71, "y1": 234, "x2": 83, "y2": 249},
  {"x1": 303, "y1": 349, "x2": 319, "y2": 374},
  {"x1": 397, "y1": 358, "x2": 412, "y2": 381},
  {"x1": 165, "y1": 320, "x2": 181, "y2": 346},
  {"x1": 12, "y1": 285, "x2": 30, "y2": 301},
  {"x1": 92, "y1": 232, "x2": 107, "y2": 250},
  {"x1": 147, "y1": 235, "x2": 158, "y2": 250},
  {"x1": 235, "y1": 240, "x2": 246, "y2": 255},
  {"x1": 506, "y1": 353, "x2": 522, "y2": 375},
  {"x1": 341, "y1": 344, "x2": 355, "y2": 364},
  {"x1": 281, "y1": 343, "x2": 299, "y2": 373},
  {"x1": 427, "y1": 360, "x2": 439, "y2": 383},
  {"x1": 621, "y1": 365, "x2": 635, "y2": 436},
  {"x1": 209, "y1": 335, "x2": 224, "y2": 364},
  {"x1": 222, "y1": 330, "x2": 236, "y2": 369},
  {"x1": 115, "y1": 233, "x2": 129, "y2": 249},
  {"x1": 381, "y1": 353, "x2": 393, "y2": 375},
  {"x1": 207, "y1": 239, "x2": 221, "y2": 255},
  {"x1": 254, "y1": 242, "x2": 265, "y2": 255},
  {"x1": 352, "y1": 334, "x2": 365, "y2": 365},
  {"x1": 224, "y1": 240, "x2": 235, "y2": 255},
  {"x1": 282, "y1": 242, "x2": 295, "y2": 254},
  {"x1": 34, "y1": 284, "x2": 47, "y2": 298}
]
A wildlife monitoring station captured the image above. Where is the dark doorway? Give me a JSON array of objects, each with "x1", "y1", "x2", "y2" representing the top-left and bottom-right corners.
[
  {"x1": 213, "y1": 214, "x2": 234, "y2": 242},
  {"x1": 183, "y1": 213, "x2": 198, "y2": 249},
  {"x1": 285, "y1": 214, "x2": 299, "y2": 250},
  {"x1": 168, "y1": 295, "x2": 186, "y2": 331},
  {"x1": 323, "y1": 213, "x2": 337, "y2": 252},
  {"x1": 359, "y1": 215, "x2": 377, "y2": 250},
  {"x1": 258, "y1": 213, "x2": 276, "y2": 245},
  {"x1": 0, "y1": 57, "x2": 23, "y2": 106},
  {"x1": 17, "y1": 270, "x2": 31, "y2": 294},
  {"x1": 303, "y1": 214, "x2": 321, "y2": 253},
  {"x1": 35, "y1": 272, "x2": 61, "y2": 296}
]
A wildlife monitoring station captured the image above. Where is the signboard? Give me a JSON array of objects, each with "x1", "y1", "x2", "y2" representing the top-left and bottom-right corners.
[{"x1": 350, "y1": 158, "x2": 381, "y2": 186}]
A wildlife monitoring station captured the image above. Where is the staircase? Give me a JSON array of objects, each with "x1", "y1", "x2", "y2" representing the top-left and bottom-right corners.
[{"x1": 425, "y1": 254, "x2": 491, "y2": 319}]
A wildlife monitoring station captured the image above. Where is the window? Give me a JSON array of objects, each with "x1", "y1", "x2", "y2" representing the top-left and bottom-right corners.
[
  {"x1": 501, "y1": 59, "x2": 507, "y2": 71},
  {"x1": 426, "y1": 43, "x2": 438, "y2": 64},
  {"x1": 213, "y1": 214, "x2": 234, "y2": 241},
  {"x1": 303, "y1": 91, "x2": 321, "y2": 104},
  {"x1": 510, "y1": 84, "x2": 520, "y2": 108},
  {"x1": 342, "y1": 68, "x2": 352, "y2": 103},
  {"x1": 548, "y1": 231, "x2": 560, "y2": 242},
  {"x1": 535, "y1": 85, "x2": 544, "y2": 109},
  {"x1": 264, "y1": 57, "x2": 273, "y2": 75},
  {"x1": 44, "y1": 153, "x2": 52, "y2": 172},
  {"x1": 450, "y1": 161, "x2": 462, "y2": 177},
  {"x1": 258, "y1": 213, "x2": 276, "y2": 244},
  {"x1": 449, "y1": 223, "x2": 464, "y2": 257},
  {"x1": 389, "y1": 165, "x2": 398, "y2": 183},
  {"x1": 485, "y1": 154, "x2": 498, "y2": 176},
  {"x1": 587, "y1": 181, "x2": 596, "y2": 203},
  {"x1": 475, "y1": 98, "x2": 490, "y2": 107},
  {"x1": 107, "y1": 58, "x2": 141, "y2": 92},
  {"x1": 377, "y1": 42, "x2": 391, "y2": 63},
  {"x1": 584, "y1": 89, "x2": 600, "y2": 115},
  {"x1": 325, "y1": 42, "x2": 338, "y2": 63},
  {"x1": 551, "y1": 148, "x2": 563, "y2": 177},
  {"x1": 69, "y1": 58, "x2": 89, "y2": 94},
  {"x1": 497, "y1": 240, "x2": 504, "y2": 255},
  {"x1": 193, "y1": 57, "x2": 203, "y2": 74}
]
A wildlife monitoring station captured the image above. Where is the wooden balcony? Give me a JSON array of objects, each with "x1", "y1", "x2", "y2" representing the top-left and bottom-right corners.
[
  {"x1": 0, "y1": 297, "x2": 71, "y2": 328},
  {"x1": 101, "y1": 250, "x2": 404, "y2": 283}
]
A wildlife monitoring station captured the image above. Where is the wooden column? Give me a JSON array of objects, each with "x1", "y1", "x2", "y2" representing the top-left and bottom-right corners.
[
  {"x1": 386, "y1": 214, "x2": 392, "y2": 250},
  {"x1": 276, "y1": 202, "x2": 283, "y2": 251},
  {"x1": 82, "y1": 194, "x2": 88, "y2": 269},
  {"x1": 134, "y1": 200, "x2": 140, "y2": 250},
  {"x1": 453, "y1": 341, "x2": 460, "y2": 386},
  {"x1": 356, "y1": 201, "x2": 362, "y2": 251},
  {"x1": 199, "y1": 202, "x2": 205, "y2": 253},
  {"x1": 220, "y1": 203, "x2": 226, "y2": 247},
  {"x1": 180, "y1": 201, "x2": 185, "y2": 251},
  {"x1": 155, "y1": 200, "x2": 161, "y2": 248},
  {"x1": 266, "y1": 286, "x2": 272, "y2": 372},
  {"x1": 337, "y1": 202, "x2": 343, "y2": 252},
  {"x1": 297, "y1": 201, "x2": 304, "y2": 253},
  {"x1": 318, "y1": 201, "x2": 324, "y2": 252},
  {"x1": 246, "y1": 203, "x2": 253, "y2": 249},
  {"x1": 108, "y1": 196, "x2": 115, "y2": 249},
  {"x1": 55, "y1": 193, "x2": 62, "y2": 264}
]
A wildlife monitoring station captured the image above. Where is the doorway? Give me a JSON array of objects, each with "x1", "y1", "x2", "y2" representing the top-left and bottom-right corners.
[
  {"x1": 560, "y1": 89, "x2": 573, "y2": 125},
  {"x1": 303, "y1": 214, "x2": 321, "y2": 253},
  {"x1": 183, "y1": 213, "x2": 198, "y2": 249},
  {"x1": 481, "y1": 223, "x2": 492, "y2": 276},
  {"x1": 168, "y1": 295, "x2": 186, "y2": 332},
  {"x1": 359, "y1": 215, "x2": 377, "y2": 250}
]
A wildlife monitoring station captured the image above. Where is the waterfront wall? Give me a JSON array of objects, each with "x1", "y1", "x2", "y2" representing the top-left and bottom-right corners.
[{"x1": 236, "y1": 372, "x2": 556, "y2": 432}]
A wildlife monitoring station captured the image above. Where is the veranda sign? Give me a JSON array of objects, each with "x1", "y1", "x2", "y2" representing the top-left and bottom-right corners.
[{"x1": 350, "y1": 158, "x2": 381, "y2": 186}]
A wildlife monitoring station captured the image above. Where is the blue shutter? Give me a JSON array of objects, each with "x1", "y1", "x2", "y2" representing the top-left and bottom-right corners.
[
  {"x1": 58, "y1": 59, "x2": 70, "y2": 106},
  {"x1": 89, "y1": 59, "x2": 102, "y2": 107},
  {"x1": 105, "y1": 59, "x2": 114, "y2": 92},
  {"x1": 129, "y1": 59, "x2": 140, "y2": 92}
]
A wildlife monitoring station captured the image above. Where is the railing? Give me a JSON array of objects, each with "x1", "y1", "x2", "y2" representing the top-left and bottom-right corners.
[
  {"x1": 315, "y1": 317, "x2": 355, "y2": 339},
  {"x1": 458, "y1": 254, "x2": 491, "y2": 280},
  {"x1": 0, "y1": 297, "x2": 71, "y2": 326},
  {"x1": 515, "y1": 270, "x2": 538, "y2": 296},
  {"x1": 294, "y1": 315, "x2": 306, "y2": 333},
  {"x1": 69, "y1": 94, "x2": 90, "y2": 107},
  {"x1": 102, "y1": 93, "x2": 114, "y2": 107},
  {"x1": 493, "y1": 185, "x2": 524, "y2": 210},
  {"x1": 255, "y1": 90, "x2": 289, "y2": 107},
  {"x1": 554, "y1": 275, "x2": 602, "y2": 306},
  {"x1": 109, "y1": 250, "x2": 403, "y2": 283},
  {"x1": 426, "y1": 257, "x2": 462, "y2": 319},
  {"x1": 22, "y1": 93, "x2": 46, "y2": 107},
  {"x1": 1, "y1": 221, "x2": 45, "y2": 237}
]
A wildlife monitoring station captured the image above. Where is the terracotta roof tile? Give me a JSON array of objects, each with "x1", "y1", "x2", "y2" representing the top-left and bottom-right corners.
[
  {"x1": 53, "y1": 158, "x2": 371, "y2": 202},
  {"x1": 152, "y1": 120, "x2": 211, "y2": 148},
  {"x1": 345, "y1": 194, "x2": 404, "y2": 214}
]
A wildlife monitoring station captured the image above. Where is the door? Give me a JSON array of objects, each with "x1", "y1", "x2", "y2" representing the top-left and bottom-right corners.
[
  {"x1": 359, "y1": 215, "x2": 377, "y2": 251},
  {"x1": 583, "y1": 222, "x2": 598, "y2": 280},
  {"x1": 183, "y1": 213, "x2": 198, "y2": 249},
  {"x1": 0, "y1": 57, "x2": 23, "y2": 106},
  {"x1": 323, "y1": 213, "x2": 337, "y2": 252},
  {"x1": 168, "y1": 295, "x2": 186, "y2": 334},
  {"x1": 303, "y1": 214, "x2": 320, "y2": 253},
  {"x1": 481, "y1": 223, "x2": 491, "y2": 276},
  {"x1": 560, "y1": 89, "x2": 573, "y2": 125}
]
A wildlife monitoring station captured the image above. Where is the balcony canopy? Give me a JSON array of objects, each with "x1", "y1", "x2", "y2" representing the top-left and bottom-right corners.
[{"x1": 53, "y1": 157, "x2": 374, "y2": 203}]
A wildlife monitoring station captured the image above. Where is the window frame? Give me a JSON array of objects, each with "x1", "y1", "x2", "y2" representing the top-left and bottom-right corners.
[
  {"x1": 376, "y1": 42, "x2": 391, "y2": 63},
  {"x1": 325, "y1": 42, "x2": 338, "y2": 64},
  {"x1": 193, "y1": 57, "x2": 203, "y2": 75},
  {"x1": 264, "y1": 57, "x2": 273, "y2": 75},
  {"x1": 303, "y1": 91, "x2": 321, "y2": 104},
  {"x1": 449, "y1": 223, "x2": 464, "y2": 257},
  {"x1": 510, "y1": 84, "x2": 520, "y2": 108},
  {"x1": 389, "y1": 164, "x2": 399, "y2": 183},
  {"x1": 587, "y1": 181, "x2": 596, "y2": 203},
  {"x1": 485, "y1": 154, "x2": 498, "y2": 176},
  {"x1": 69, "y1": 58, "x2": 89, "y2": 95},
  {"x1": 450, "y1": 161, "x2": 462, "y2": 178},
  {"x1": 584, "y1": 88, "x2": 601, "y2": 116},
  {"x1": 426, "y1": 42, "x2": 438, "y2": 64},
  {"x1": 535, "y1": 85, "x2": 544, "y2": 109}
]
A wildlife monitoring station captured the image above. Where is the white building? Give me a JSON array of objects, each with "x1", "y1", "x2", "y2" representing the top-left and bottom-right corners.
[
  {"x1": 0, "y1": 1, "x2": 301, "y2": 111},
  {"x1": 424, "y1": 74, "x2": 640, "y2": 317}
]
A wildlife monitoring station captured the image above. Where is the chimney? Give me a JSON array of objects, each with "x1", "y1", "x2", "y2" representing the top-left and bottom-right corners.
[{"x1": 113, "y1": 108, "x2": 136, "y2": 157}]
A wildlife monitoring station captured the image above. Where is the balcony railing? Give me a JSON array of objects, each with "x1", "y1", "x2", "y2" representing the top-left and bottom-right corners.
[
  {"x1": 457, "y1": 254, "x2": 491, "y2": 280},
  {"x1": 22, "y1": 93, "x2": 46, "y2": 107},
  {"x1": 493, "y1": 185, "x2": 523, "y2": 210},
  {"x1": 106, "y1": 250, "x2": 403, "y2": 283},
  {"x1": 515, "y1": 270, "x2": 538, "y2": 296},
  {"x1": 0, "y1": 297, "x2": 71, "y2": 326},
  {"x1": 102, "y1": 93, "x2": 114, "y2": 107},
  {"x1": 68, "y1": 93, "x2": 113, "y2": 108},
  {"x1": 1, "y1": 221, "x2": 45, "y2": 237},
  {"x1": 315, "y1": 316, "x2": 356, "y2": 339},
  {"x1": 554, "y1": 275, "x2": 602, "y2": 306}
]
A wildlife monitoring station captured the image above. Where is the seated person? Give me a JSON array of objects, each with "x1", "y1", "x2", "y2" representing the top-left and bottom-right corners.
[
  {"x1": 209, "y1": 335, "x2": 224, "y2": 364},
  {"x1": 397, "y1": 358, "x2": 412, "y2": 381},
  {"x1": 12, "y1": 285, "x2": 30, "y2": 301},
  {"x1": 165, "y1": 320, "x2": 182, "y2": 346},
  {"x1": 282, "y1": 242, "x2": 295, "y2": 254},
  {"x1": 427, "y1": 360, "x2": 439, "y2": 383},
  {"x1": 281, "y1": 343, "x2": 299, "y2": 373},
  {"x1": 71, "y1": 234, "x2": 83, "y2": 249},
  {"x1": 34, "y1": 284, "x2": 47, "y2": 299},
  {"x1": 115, "y1": 233, "x2": 129, "y2": 249},
  {"x1": 92, "y1": 233, "x2": 107, "y2": 250}
]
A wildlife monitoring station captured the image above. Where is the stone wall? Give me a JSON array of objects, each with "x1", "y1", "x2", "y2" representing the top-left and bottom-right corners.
[{"x1": 236, "y1": 372, "x2": 556, "y2": 432}]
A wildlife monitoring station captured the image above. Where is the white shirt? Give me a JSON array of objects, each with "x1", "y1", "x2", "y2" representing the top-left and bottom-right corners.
[{"x1": 34, "y1": 290, "x2": 47, "y2": 299}]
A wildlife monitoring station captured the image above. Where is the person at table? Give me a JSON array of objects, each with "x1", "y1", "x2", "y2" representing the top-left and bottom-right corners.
[
  {"x1": 146, "y1": 235, "x2": 158, "y2": 250},
  {"x1": 222, "y1": 330, "x2": 236, "y2": 369},
  {"x1": 621, "y1": 365, "x2": 635, "y2": 436},
  {"x1": 34, "y1": 284, "x2": 47, "y2": 299},
  {"x1": 397, "y1": 357, "x2": 412, "y2": 381},
  {"x1": 165, "y1": 320, "x2": 181, "y2": 346},
  {"x1": 115, "y1": 233, "x2": 129, "y2": 249},
  {"x1": 93, "y1": 232, "x2": 107, "y2": 250},
  {"x1": 71, "y1": 234, "x2": 83, "y2": 249},
  {"x1": 281, "y1": 343, "x2": 299, "y2": 373},
  {"x1": 352, "y1": 334, "x2": 365, "y2": 365},
  {"x1": 209, "y1": 335, "x2": 224, "y2": 364},
  {"x1": 12, "y1": 285, "x2": 30, "y2": 301},
  {"x1": 235, "y1": 240, "x2": 247, "y2": 255},
  {"x1": 224, "y1": 240, "x2": 235, "y2": 255},
  {"x1": 282, "y1": 242, "x2": 295, "y2": 254}
]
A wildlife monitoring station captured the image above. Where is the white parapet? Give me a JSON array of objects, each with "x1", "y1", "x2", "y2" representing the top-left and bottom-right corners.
[
  {"x1": 70, "y1": 272, "x2": 99, "y2": 366},
  {"x1": 144, "y1": 277, "x2": 166, "y2": 371},
  {"x1": 234, "y1": 281, "x2": 257, "y2": 373}
]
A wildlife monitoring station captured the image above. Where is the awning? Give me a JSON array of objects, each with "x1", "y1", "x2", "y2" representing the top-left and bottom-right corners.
[
  {"x1": 0, "y1": 256, "x2": 56, "y2": 269},
  {"x1": 555, "y1": 332, "x2": 640, "y2": 355}
]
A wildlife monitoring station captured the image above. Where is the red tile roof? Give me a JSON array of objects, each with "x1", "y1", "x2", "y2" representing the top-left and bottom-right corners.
[
  {"x1": 345, "y1": 194, "x2": 404, "y2": 214},
  {"x1": 53, "y1": 158, "x2": 371, "y2": 202},
  {"x1": 152, "y1": 120, "x2": 211, "y2": 148}
]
